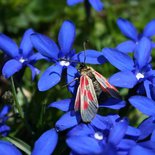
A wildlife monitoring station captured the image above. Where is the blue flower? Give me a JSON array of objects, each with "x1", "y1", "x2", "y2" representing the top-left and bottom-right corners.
[
  {"x1": 66, "y1": 118, "x2": 140, "y2": 155},
  {"x1": 32, "y1": 128, "x2": 58, "y2": 155},
  {"x1": 116, "y1": 18, "x2": 155, "y2": 53},
  {"x1": 102, "y1": 37, "x2": 155, "y2": 97},
  {"x1": 48, "y1": 97, "x2": 125, "y2": 131},
  {"x1": 0, "y1": 29, "x2": 44, "y2": 80},
  {"x1": 67, "y1": 0, "x2": 104, "y2": 12},
  {"x1": 31, "y1": 20, "x2": 105, "y2": 92},
  {"x1": 0, "y1": 105, "x2": 11, "y2": 136}
]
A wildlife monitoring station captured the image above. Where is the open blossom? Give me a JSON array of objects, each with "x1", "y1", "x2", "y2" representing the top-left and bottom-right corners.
[
  {"x1": 67, "y1": 0, "x2": 104, "y2": 12},
  {"x1": 102, "y1": 37, "x2": 155, "y2": 97},
  {"x1": 116, "y1": 18, "x2": 155, "y2": 53},
  {"x1": 31, "y1": 20, "x2": 105, "y2": 92},
  {"x1": 0, "y1": 29, "x2": 44, "y2": 80}
]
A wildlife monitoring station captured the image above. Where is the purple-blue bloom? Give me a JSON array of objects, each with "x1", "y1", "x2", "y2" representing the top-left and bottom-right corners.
[
  {"x1": 0, "y1": 29, "x2": 44, "y2": 79},
  {"x1": 116, "y1": 18, "x2": 155, "y2": 53},
  {"x1": 67, "y1": 0, "x2": 104, "y2": 12},
  {"x1": 31, "y1": 20, "x2": 105, "y2": 92},
  {"x1": 66, "y1": 118, "x2": 140, "y2": 155},
  {"x1": 102, "y1": 37, "x2": 155, "y2": 97}
]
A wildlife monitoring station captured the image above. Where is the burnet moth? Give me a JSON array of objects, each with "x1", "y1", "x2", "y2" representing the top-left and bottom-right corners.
[{"x1": 74, "y1": 63, "x2": 120, "y2": 123}]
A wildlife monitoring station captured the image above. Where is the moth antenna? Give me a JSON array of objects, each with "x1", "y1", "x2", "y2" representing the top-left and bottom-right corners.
[{"x1": 62, "y1": 77, "x2": 79, "y2": 88}]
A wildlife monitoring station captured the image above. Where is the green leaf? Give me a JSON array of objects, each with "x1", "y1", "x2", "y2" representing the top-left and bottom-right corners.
[{"x1": 4, "y1": 136, "x2": 31, "y2": 155}]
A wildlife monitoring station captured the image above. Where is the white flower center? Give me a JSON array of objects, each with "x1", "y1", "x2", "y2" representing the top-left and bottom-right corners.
[
  {"x1": 136, "y1": 72, "x2": 144, "y2": 80},
  {"x1": 94, "y1": 132, "x2": 104, "y2": 140},
  {"x1": 59, "y1": 60, "x2": 70, "y2": 66},
  {"x1": 19, "y1": 58, "x2": 26, "y2": 63}
]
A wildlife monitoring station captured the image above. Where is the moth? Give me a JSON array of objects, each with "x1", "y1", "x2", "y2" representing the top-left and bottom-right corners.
[{"x1": 74, "y1": 64, "x2": 120, "y2": 123}]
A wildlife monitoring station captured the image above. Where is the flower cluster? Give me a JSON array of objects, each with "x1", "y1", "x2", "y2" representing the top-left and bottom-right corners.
[{"x1": 0, "y1": 2, "x2": 155, "y2": 155}]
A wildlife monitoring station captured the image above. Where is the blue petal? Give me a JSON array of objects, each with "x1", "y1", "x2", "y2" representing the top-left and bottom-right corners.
[
  {"x1": 48, "y1": 98, "x2": 72, "y2": 112},
  {"x1": 66, "y1": 136, "x2": 103, "y2": 155},
  {"x1": 88, "y1": 0, "x2": 104, "y2": 12},
  {"x1": 138, "y1": 116, "x2": 155, "y2": 140},
  {"x1": 151, "y1": 129, "x2": 155, "y2": 142},
  {"x1": 19, "y1": 28, "x2": 34, "y2": 57},
  {"x1": 108, "y1": 119, "x2": 128, "y2": 145},
  {"x1": 38, "y1": 64, "x2": 62, "y2": 91},
  {"x1": 0, "y1": 34, "x2": 19, "y2": 58},
  {"x1": 144, "y1": 80, "x2": 152, "y2": 99},
  {"x1": 117, "y1": 18, "x2": 138, "y2": 41},
  {"x1": 0, "y1": 105, "x2": 11, "y2": 117},
  {"x1": 72, "y1": 49, "x2": 106, "y2": 64},
  {"x1": 58, "y1": 20, "x2": 75, "y2": 55},
  {"x1": 67, "y1": 0, "x2": 84, "y2": 6},
  {"x1": 29, "y1": 53, "x2": 47, "y2": 62},
  {"x1": 31, "y1": 33, "x2": 59, "y2": 59},
  {"x1": 67, "y1": 66, "x2": 78, "y2": 94},
  {"x1": 100, "y1": 98, "x2": 126, "y2": 109},
  {"x1": 91, "y1": 114, "x2": 111, "y2": 130},
  {"x1": 143, "y1": 19, "x2": 155, "y2": 37},
  {"x1": 55, "y1": 111, "x2": 79, "y2": 131},
  {"x1": 2, "y1": 59, "x2": 22, "y2": 78},
  {"x1": 140, "y1": 141, "x2": 155, "y2": 150},
  {"x1": 116, "y1": 40, "x2": 136, "y2": 53},
  {"x1": 0, "y1": 125, "x2": 10, "y2": 136},
  {"x1": 67, "y1": 124, "x2": 94, "y2": 137},
  {"x1": 129, "y1": 96, "x2": 155, "y2": 116},
  {"x1": 0, "y1": 140, "x2": 22, "y2": 155},
  {"x1": 117, "y1": 139, "x2": 136, "y2": 150},
  {"x1": 126, "y1": 126, "x2": 141, "y2": 138},
  {"x1": 102, "y1": 48, "x2": 134, "y2": 71},
  {"x1": 129, "y1": 145, "x2": 155, "y2": 155},
  {"x1": 27, "y1": 64, "x2": 40, "y2": 80},
  {"x1": 109, "y1": 71, "x2": 137, "y2": 88},
  {"x1": 32, "y1": 129, "x2": 58, "y2": 155},
  {"x1": 134, "y1": 37, "x2": 152, "y2": 69}
]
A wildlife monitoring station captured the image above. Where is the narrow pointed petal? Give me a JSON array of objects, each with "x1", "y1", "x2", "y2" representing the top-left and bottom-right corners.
[
  {"x1": 66, "y1": 136, "x2": 103, "y2": 155},
  {"x1": 32, "y1": 129, "x2": 58, "y2": 155},
  {"x1": 116, "y1": 40, "x2": 136, "y2": 53},
  {"x1": 38, "y1": 64, "x2": 62, "y2": 91},
  {"x1": 31, "y1": 33, "x2": 59, "y2": 59},
  {"x1": 143, "y1": 19, "x2": 155, "y2": 37},
  {"x1": 0, "y1": 34, "x2": 19, "y2": 57},
  {"x1": 117, "y1": 18, "x2": 138, "y2": 41},
  {"x1": 0, "y1": 140, "x2": 22, "y2": 155},
  {"x1": 72, "y1": 49, "x2": 106, "y2": 64},
  {"x1": 67, "y1": 0, "x2": 84, "y2": 6},
  {"x1": 29, "y1": 53, "x2": 47, "y2": 62},
  {"x1": 151, "y1": 129, "x2": 155, "y2": 142},
  {"x1": 138, "y1": 117, "x2": 155, "y2": 140},
  {"x1": 100, "y1": 98, "x2": 126, "y2": 109},
  {"x1": 109, "y1": 71, "x2": 137, "y2": 88},
  {"x1": 48, "y1": 98, "x2": 72, "y2": 111},
  {"x1": 2, "y1": 59, "x2": 22, "y2": 78},
  {"x1": 55, "y1": 111, "x2": 79, "y2": 131},
  {"x1": 58, "y1": 20, "x2": 75, "y2": 55},
  {"x1": 88, "y1": 0, "x2": 103, "y2": 12},
  {"x1": 126, "y1": 126, "x2": 141, "y2": 138},
  {"x1": 102, "y1": 48, "x2": 134, "y2": 71},
  {"x1": 134, "y1": 37, "x2": 152, "y2": 69},
  {"x1": 144, "y1": 80, "x2": 152, "y2": 99},
  {"x1": 129, "y1": 145, "x2": 155, "y2": 155},
  {"x1": 67, "y1": 66, "x2": 78, "y2": 93},
  {"x1": 27, "y1": 64, "x2": 40, "y2": 80},
  {"x1": 108, "y1": 119, "x2": 128, "y2": 145},
  {"x1": 129, "y1": 96, "x2": 155, "y2": 116},
  {"x1": 117, "y1": 139, "x2": 136, "y2": 150},
  {"x1": 19, "y1": 28, "x2": 34, "y2": 57}
]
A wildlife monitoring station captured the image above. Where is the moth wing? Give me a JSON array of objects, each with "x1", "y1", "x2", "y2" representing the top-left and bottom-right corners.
[
  {"x1": 92, "y1": 69, "x2": 120, "y2": 99},
  {"x1": 80, "y1": 75, "x2": 98, "y2": 123},
  {"x1": 74, "y1": 82, "x2": 81, "y2": 111}
]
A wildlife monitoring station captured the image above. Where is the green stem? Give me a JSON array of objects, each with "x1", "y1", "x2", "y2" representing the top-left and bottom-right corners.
[{"x1": 11, "y1": 76, "x2": 24, "y2": 119}]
